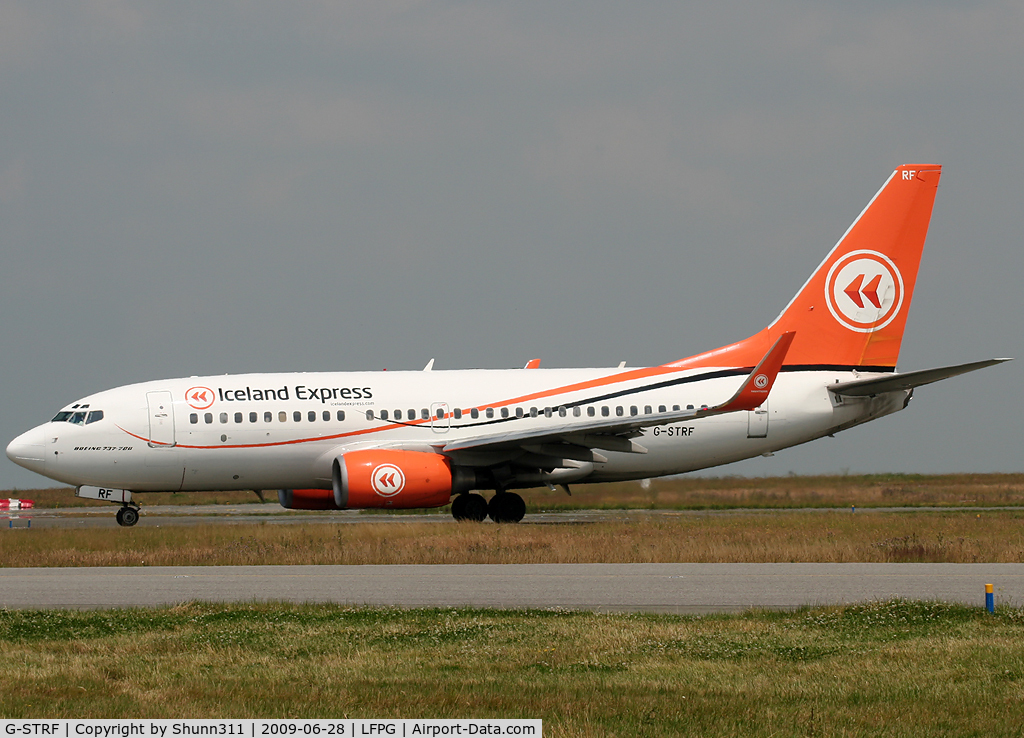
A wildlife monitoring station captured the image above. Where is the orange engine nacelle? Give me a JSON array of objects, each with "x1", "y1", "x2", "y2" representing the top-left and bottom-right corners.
[
  {"x1": 335, "y1": 449, "x2": 457, "y2": 509},
  {"x1": 278, "y1": 450, "x2": 478, "y2": 511}
]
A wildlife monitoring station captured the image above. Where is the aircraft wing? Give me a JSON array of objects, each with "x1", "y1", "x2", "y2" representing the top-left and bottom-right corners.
[
  {"x1": 829, "y1": 358, "x2": 1011, "y2": 397},
  {"x1": 442, "y1": 332, "x2": 795, "y2": 457}
]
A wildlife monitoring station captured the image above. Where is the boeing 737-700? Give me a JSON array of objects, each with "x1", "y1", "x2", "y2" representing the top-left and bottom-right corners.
[{"x1": 6, "y1": 164, "x2": 1009, "y2": 526}]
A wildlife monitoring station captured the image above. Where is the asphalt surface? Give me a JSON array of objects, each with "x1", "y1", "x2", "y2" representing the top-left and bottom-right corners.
[
  {"x1": 4, "y1": 503, "x2": 1022, "y2": 528},
  {"x1": 2, "y1": 563, "x2": 1021, "y2": 613}
]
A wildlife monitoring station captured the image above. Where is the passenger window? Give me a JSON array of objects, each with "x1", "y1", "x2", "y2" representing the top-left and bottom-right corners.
[
  {"x1": 454, "y1": 408, "x2": 462, "y2": 419},
  {"x1": 366, "y1": 410, "x2": 374, "y2": 420},
  {"x1": 249, "y1": 412, "x2": 257, "y2": 423},
  {"x1": 380, "y1": 410, "x2": 389, "y2": 421},
  {"x1": 573, "y1": 407, "x2": 581, "y2": 417},
  {"x1": 486, "y1": 408, "x2": 494, "y2": 419},
  {"x1": 471, "y1": 408, "x2": 479, "y2": 419},
  {"x1": 501, "y1": 408, "x2": 509, "y2": 418},
  {"x1": 279, "y1": 411, "x2": 287, "y2": 422},
  {"x1": 407, "y1": 409, "x2": 415, "y2": 420},
  {"x1": 601, "y1": 407, "x2": 609, "y2": 417},
  {"x1": 233, "y1": 412, "x2": 242, "y2": 423},
  {"x1": 205, "y1": 413, "x2": 213, "y2": 424},
  {"x1": 616, "y1": 406, "x2": 624, "y2": 417},
  {"x1": 435, "y1": 408, "x2": 445, "y2": 419},
  {"x1": 421, "y1": 409, "x2": 429, "y2": 420},
  {"x1": 515, "y1": 408, "x2": 524, "y2": 418},
  {"x1": 337, "y1": 410, "x2": 346, "y2": 421},
  {"x1": 558, "y1": 406, "x2": 566, "y2": 417},
  {"x1": 294, "y1": 411, "x2": 302, "y2": 422},
  {"x1": 587, "y1": 407, "x2": 596, "y2": 417},
  {"x1": 630, "y1": 406, "x2": 638, "y2": 416},
  {"x1": 394, "y1": 409, "x2": 402, "y2": 420},
  {"x1": 644, "y1": 405, "x2": 652, "y2": 415},
  {"x1": 220, "y1": 413, "x2": 228, "y2": 424},
  {"x1": 659, "y1": 405, "x2": 667, "y2": 413},
  {"x1": 543, "y1": 407, "x2": 552, "y2": 418},
  {"x1": 308, "y1": 410, "x2": 316, "y2": 422},
  {"x1": 265, "y1": 412, "x2": 272, "y2": 423},
  {"x1": 323, "y1": 410, "x2": 330, "y2": 422},
  {"x1": 190, "y1": 413, "x2": 198, "y2": 425},
  {"x1": 530, "y1": 407, "x2": 538, "y2": 418}
]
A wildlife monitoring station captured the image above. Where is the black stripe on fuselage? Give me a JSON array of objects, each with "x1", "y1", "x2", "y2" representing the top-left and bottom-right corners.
[{"x1": 372, "y1": 364, "x2": 892, "y2": 432}]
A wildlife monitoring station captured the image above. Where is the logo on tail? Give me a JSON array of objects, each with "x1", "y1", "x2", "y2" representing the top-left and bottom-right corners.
[{"x1": 825, "y1": 250, "x2": 904, "y2": 333}]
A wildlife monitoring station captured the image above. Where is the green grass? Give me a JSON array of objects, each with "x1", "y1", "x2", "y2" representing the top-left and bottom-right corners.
[{"x1": 2, "y1": 600, "x2": 1023, "y2": 736}]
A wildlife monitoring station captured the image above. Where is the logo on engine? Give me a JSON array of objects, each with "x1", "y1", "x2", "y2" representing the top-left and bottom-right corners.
[
  {"x1": 185, "y1": 386, "x2": 215, "y2": 410},
  {"x1": 824, "y1": 250, "x2": 904, "y2": 333},
  {"x1": 371, "y1": 463, "x2": 406, "y2": 497}
]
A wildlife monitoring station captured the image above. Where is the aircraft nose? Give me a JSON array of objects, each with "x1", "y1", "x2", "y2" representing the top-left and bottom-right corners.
[{"x1": 6, "y1": 426, "x2": 46, "y2": 473}]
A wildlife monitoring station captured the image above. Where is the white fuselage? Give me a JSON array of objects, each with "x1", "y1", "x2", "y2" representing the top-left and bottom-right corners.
[{"x1": 6, "y1": 366, "x2": 905, "y2": 493}]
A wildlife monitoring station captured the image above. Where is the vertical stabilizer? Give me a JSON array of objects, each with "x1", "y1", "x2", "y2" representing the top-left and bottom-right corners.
[{"x1": 672, "y1": 165, "x2": 942, "y2": 371}]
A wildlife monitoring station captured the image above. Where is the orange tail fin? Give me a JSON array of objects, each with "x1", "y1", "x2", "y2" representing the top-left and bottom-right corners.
[{"x1": 672, "y1": 164, "x2": 942, "y2": 371}]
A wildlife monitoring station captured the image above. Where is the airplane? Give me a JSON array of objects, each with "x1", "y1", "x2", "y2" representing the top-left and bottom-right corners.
[{"x1": 6, "y1": 164, "x2": 1009, "y2": 527}]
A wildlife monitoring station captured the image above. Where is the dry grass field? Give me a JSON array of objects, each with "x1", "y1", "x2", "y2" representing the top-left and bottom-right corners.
[
  {"x1": 3, "y1": 510, "x2": 1024, "y2": 567},
  {"x1": 2, "y1": 600, "x2": 1023, "y2": 736},
  {"x1": 9, "y1": 472, "x2": 1024, "y2": 511}
]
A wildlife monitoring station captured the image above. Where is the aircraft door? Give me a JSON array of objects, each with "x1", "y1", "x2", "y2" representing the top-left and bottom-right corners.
[
  {"x1": 430, "y1": 402, "x2": 450, "y2": 434},
  {"x1": 146, "y1": 391, "x2": 177, "y2": 447},
  {"x1": 747, "y1": 401, "x2": 768, "y2": 438}
]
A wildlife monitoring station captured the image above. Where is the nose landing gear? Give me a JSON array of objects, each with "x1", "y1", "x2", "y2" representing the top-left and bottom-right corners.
[{"x1": 115, "y1": 503, "x2": 141, "y2": 527}]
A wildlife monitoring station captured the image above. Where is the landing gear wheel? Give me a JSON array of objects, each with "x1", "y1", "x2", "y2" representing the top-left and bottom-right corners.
[
  {"x1": 487, "y1": 492, "x2": 526, "y2": 523},
  {"x1": 452, "y1": 493, "x2": 488, "y2": 522},
  {"x1": 116, "y1": 506, "x2": 139, "y2": 527}
]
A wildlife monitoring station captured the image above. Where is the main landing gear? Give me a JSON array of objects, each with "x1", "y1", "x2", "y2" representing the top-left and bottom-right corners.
[
  {"x1": 115, "y1": 503, "x2": 141, "y2": 527},
  {"x1": 451, "y1": 492, "x2": 526, "y2": 523}
]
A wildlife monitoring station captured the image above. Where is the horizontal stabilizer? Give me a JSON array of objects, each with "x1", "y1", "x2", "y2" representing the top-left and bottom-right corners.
[{"x1": 829, "y1": 358, "x2": 1011, "y2": 397}]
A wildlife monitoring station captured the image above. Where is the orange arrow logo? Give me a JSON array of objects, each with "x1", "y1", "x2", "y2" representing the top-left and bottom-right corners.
[
  {"x1": 843, "y1": 274, "x2": 882, "y2": 309},
  {"x1": 185, "y1": 386, "x2": 215, "y2": 410}
]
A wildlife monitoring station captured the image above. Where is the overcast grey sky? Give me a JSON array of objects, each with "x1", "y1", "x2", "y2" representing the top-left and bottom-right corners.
[{"x1": 2, "y1": 1, "x2": 1021, "y2": 490}]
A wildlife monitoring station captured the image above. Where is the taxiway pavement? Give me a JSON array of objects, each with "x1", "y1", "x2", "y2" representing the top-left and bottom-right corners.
[{"x1": 2, "y1": 563, "x2": 1021, "y2": 613}]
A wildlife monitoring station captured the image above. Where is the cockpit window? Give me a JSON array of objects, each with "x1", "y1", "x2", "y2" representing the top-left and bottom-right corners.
[{"x1": 51, "y1": 410, "x2": 95, "y2": 425}]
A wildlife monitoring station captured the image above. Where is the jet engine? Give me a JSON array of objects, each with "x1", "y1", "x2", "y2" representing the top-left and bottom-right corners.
[{"x1": 279, "y1": 450, "x2": 479, "y2": 511}]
